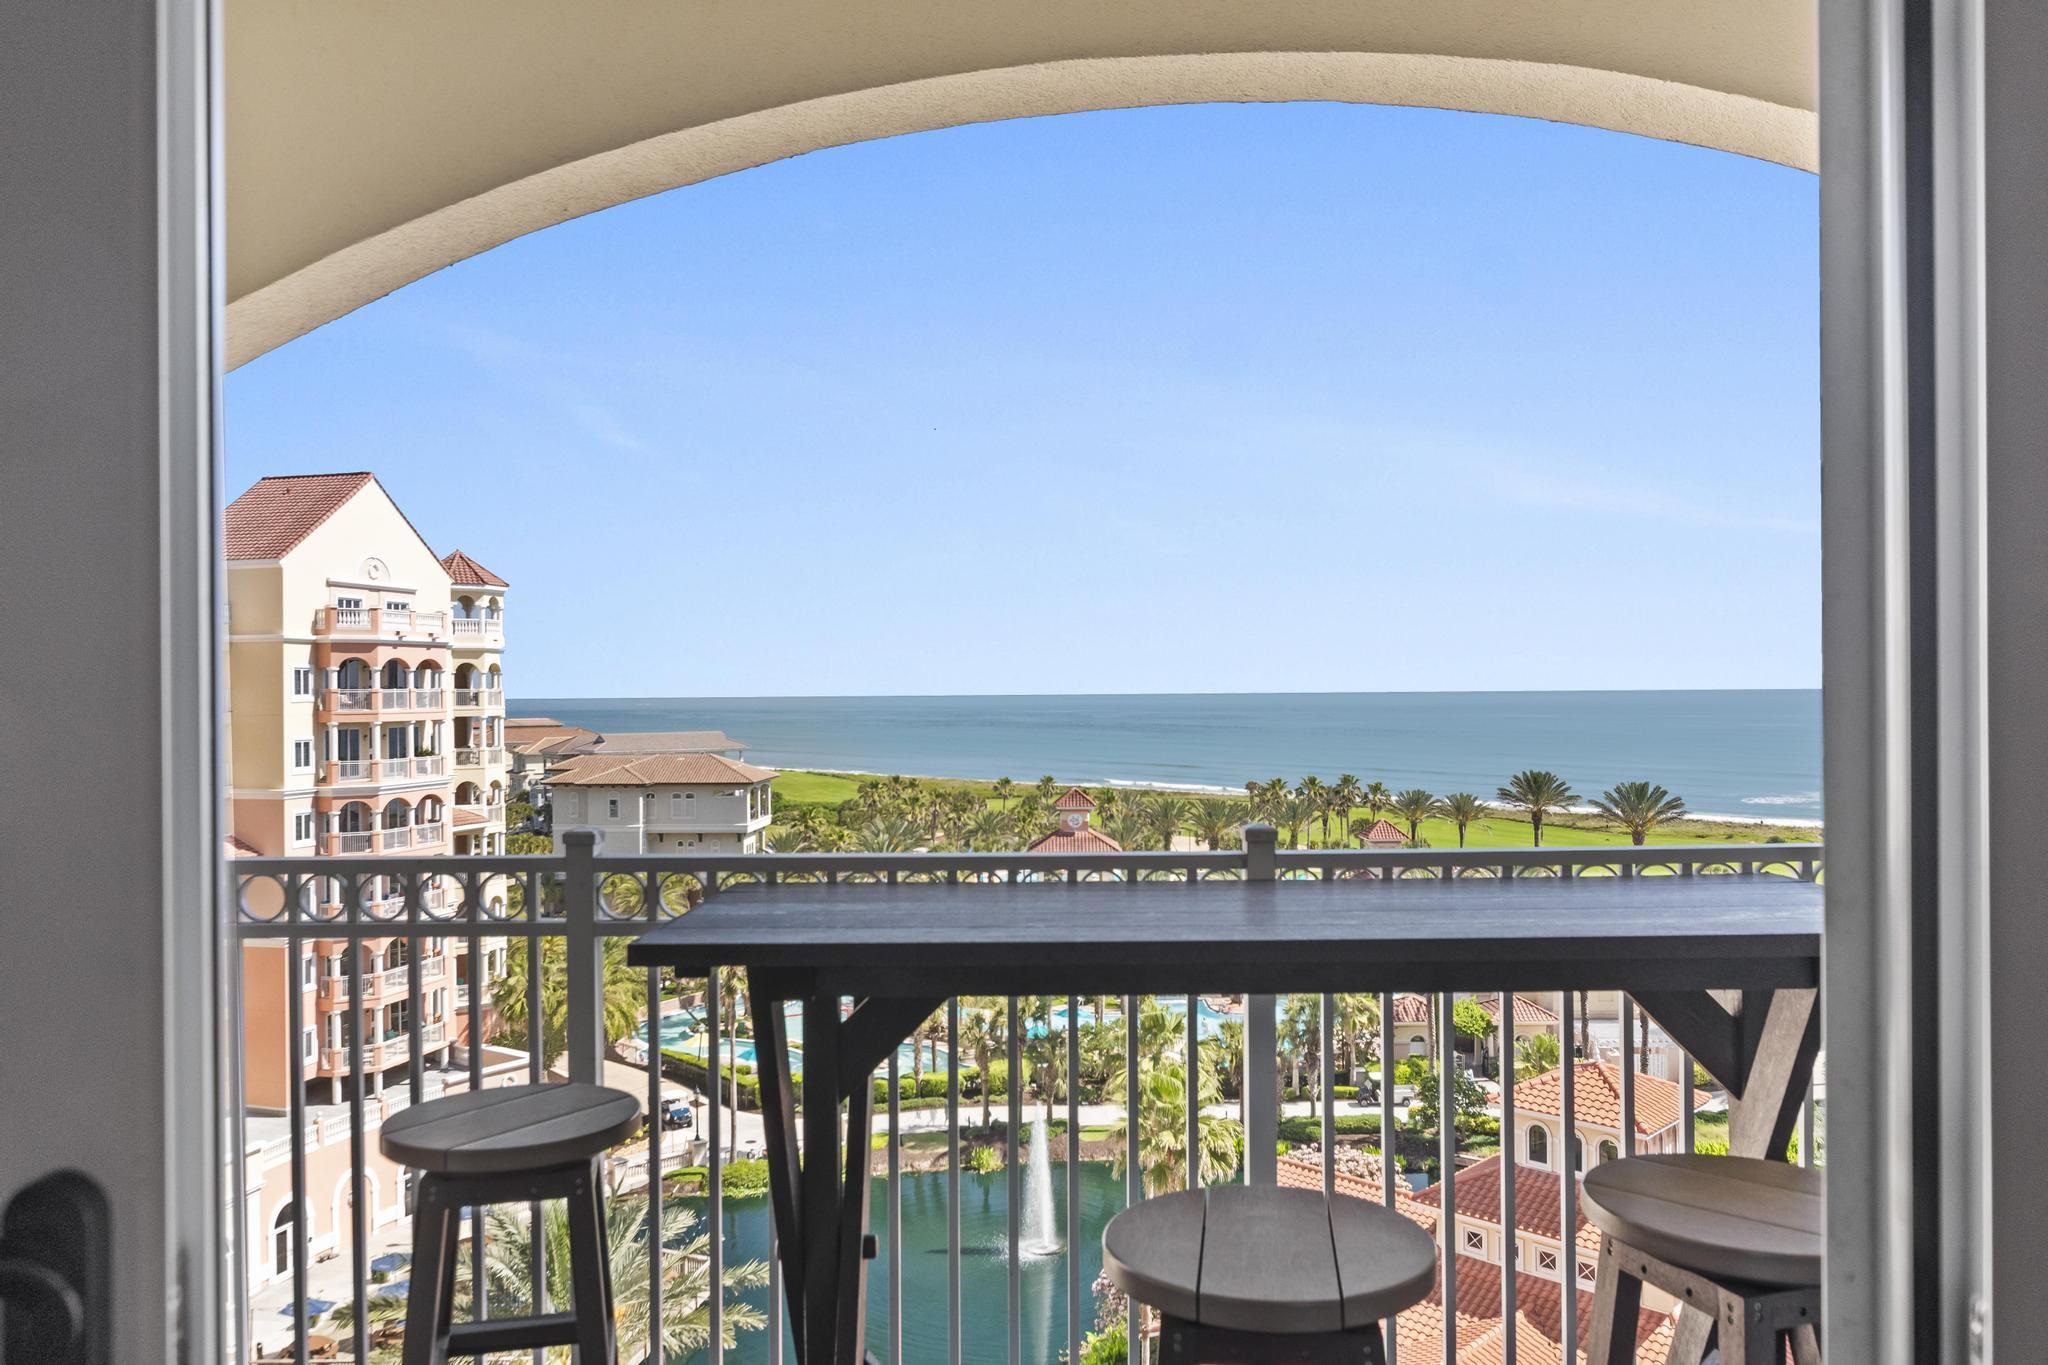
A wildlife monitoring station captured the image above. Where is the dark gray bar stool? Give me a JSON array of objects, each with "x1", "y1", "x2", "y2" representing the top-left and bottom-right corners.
[
  {"x1": 1103, "y1": 1186, "x2": 1436, "y2": 1365},
  {"x1": 380, "y1": 1083, "x2": 642, "y2": 1365},
  {"x1": 1582, "y1": 1153, "x2": 1823, "y2": 1365}
]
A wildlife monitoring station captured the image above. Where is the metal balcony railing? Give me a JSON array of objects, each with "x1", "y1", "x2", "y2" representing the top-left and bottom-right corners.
[{"x1": 231, "y1": 837, "x2": 1824, "y2": 1365}]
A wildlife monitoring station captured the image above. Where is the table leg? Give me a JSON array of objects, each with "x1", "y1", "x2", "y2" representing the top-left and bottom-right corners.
[
  {"x1": 748, "y1": 984, "x2": 943, "y2": 1365},
  {"x1": 753, "y1": 990, "x2": 807, "y2": 1361},
  {"x1": 1726, "y1": 988, "x2": 1821, "y2": 1160},
  {"x1": 802, "y1": 994, "x2": 847, "y2": 1365},
  {"x1": 1633, "y1": 987, "x2": 1819, "y2": 1160}
]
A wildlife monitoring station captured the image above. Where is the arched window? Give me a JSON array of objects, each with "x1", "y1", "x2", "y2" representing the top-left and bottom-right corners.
[
  {"x1": 381, "y1": 658, "x2": 410, "y2": 689},
  {"x1": 382, "y1": 798, "x2": 411, "y2": 830},
  {"x1": 272, "y1": 1203, "x2": 297, "y2": 1278},
  {"x1": 1598, "y1": 1139, "x2": 1619, "y2": 1165},
  {"x1": 1573, "y1": 1130, "x2": 1589, "y2": 1172},
  {"x1": 1527, "y1": 1125, "x2": 1549, "y2": 1166},
  {"x1": 1409, "y1": 1035, "x2": 1426, "y2": 1053}
]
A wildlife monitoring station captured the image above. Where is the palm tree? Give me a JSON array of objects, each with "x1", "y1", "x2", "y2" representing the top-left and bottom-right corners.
[
  {"x1": 719, "y1": 965, "x2": 746, "y2": 1160},
  {"x1": 1440, "y1": 792, "x2": 1485, "y2": 847},
  {"x1": 1514, "y1": 1030, "x2": 1562, "y2": 1080},
  {"x1": 1277, "y1": 994, "x2": 1320, "y2": 1098},
  {"x1": 1144, "y1": 793, "x2": 1196, "y2": 850},
  {"x1": 1036, "y1": 774, "x2": 1060, "y2": 803},
  {"x1": 1190, "y1": 798, "x2": 1247, "y2": 850},
  {"x1": 1275, "y1": 794, "x2": 1318, "y2": 849},
  {"x1": 1212, "y1": 1018, "x2": 1246, "y2": 1123},
  {"x1": 1588, "y1": 781, "x2": 1688, "y2": 845},
  {"x1": 959, "y1": 1003, "x2": 1005, "y2": 1130},
  {"x1": 962, "y1": 807, "x2": 1014, "y2": 851},
  {"x1": 1496, "y1": 770, "x2": 1576, "y2": 847},
  {"x1": 1331, "y1": 775, "x2": 1364, "y2": 844},
  {"x1": 1296, "y1": 776, "x2": 1329, "y2": 845},
  {"x1": 1332, "y1": 993, "x2": 1379, "y2": 1084},
  {"x1": 1362, "y1": 781, "x2": 1392, "y2": 826},
  {"x1": 859, "y1": 814, "x2": 925, "y2": 852},
  {"x1": 332, "y1": 1196, "x2": 768, "y2": 1364},
  {"x1": 492, "y1": 938, "x2": 647, "y2": 1072},
  {"x1": 1108, "y1": 1060, "x2": 1242, "y2": 1195},
  {"x1": 993, "y1": 777, "x2": 1015, "y2": 808},
  {"x1": 1247, "y1": 778, "x2": 1289, "y2": 823},
  {"x1": 1390, "y1": 789, "x2": 1441, "y2": 846}
]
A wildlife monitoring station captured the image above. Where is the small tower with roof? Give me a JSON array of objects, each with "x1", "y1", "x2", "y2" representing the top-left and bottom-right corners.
[{"x1": 1026, "y1": 787, "x2": 1122, "y2": 853}]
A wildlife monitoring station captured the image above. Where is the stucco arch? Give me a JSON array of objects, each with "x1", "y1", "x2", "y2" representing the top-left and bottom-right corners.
[{"x1": 226, "y1": 0, "x2": 1816, "y2": 368}]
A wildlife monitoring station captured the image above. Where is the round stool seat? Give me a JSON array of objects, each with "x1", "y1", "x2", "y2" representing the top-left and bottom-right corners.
[
  {"x1": 1580, "y1": 1154, "x2": 1822, "y2": 1288},
  {"x1": 381, "y1": 1083, "x2": 642, "y2": 1175},
  {"x1": 1104, "y1": 1185, "x2": 1436, "y2": 1334}
]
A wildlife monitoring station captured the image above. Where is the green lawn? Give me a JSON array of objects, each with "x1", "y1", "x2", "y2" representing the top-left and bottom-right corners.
[{"x1": 771, "y1": 770, "x2": 1820, "y2": 847}]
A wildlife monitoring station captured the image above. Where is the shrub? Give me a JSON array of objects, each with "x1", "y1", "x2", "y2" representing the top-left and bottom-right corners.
[
  {"x1": 1077, "y1": 1323, "x2": 1128, "y2": 1365},
  {"x1": 966, "y1": 1145, "x2": 1002, "y2": 1174},
  {"x1": 1276, "y1": 1114, "x2": 1382, "y2": 1144},
  {"x1": 723, "y1": 1158, "x2": 771, "y2": 1198},
  {"x1": 660, "y1": 1051, "x2": 763, "y2": 1109},
  {"x1": 1331, "y1": 1085, "x2": 1359, "y2": 1100}
]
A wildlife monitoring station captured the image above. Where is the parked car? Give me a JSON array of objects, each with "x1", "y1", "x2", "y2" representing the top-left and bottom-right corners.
[{"x1": 661, "y1": 1099, "x2": 694, "y2": 1130}]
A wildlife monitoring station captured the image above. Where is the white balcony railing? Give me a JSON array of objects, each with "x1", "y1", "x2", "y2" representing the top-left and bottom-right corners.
[
  {"x1": 410, "y1": 754, "x2": 445, "y2": 778},
  {"x1": 449, "y1": 616, "x2": 502, "y2": 640},
  {"x1": 380, "y1": 826, "x2": 411, "y2": 851},
  {"x1": 316, "y1": 606, "x2": 451, "y2": 637},
  {"x1": 325, "y1": 758, "x2": 374, "y2": 783},
  {"x1": 413, "y1": 688, "x2": 444, "y2": 710},
  {"x1": 324, "y1": 687, "x2": 376, "y2": 713}
]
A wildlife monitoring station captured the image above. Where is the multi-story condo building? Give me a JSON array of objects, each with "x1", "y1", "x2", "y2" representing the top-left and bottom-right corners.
[
  {"x1": 545, "y1": 752, "x2": 777, "y2": 852},
  {"x1": 224, "y1": 472, "x2": 512, "y2": 1107}
]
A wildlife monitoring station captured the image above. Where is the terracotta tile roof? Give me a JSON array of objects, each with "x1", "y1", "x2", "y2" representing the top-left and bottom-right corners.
[
  {"x1": 1409, "y1": 1153, "x2": 1578, "y2": 1244},
  {"x1": 224, "y1": 835, "x2": 263, "y2": 859},
  {"x1": 1391, "y1": 992, "x2": 1560, "y2": 1027},
  {"x1": 223, "y1": 472, "x2": 373, "y2": 559},
  {"x1": 1358, "y1": 818, "x2": 1407, "y2": 845},
  {"x1": 453, "y1": 808, "x2": 488, "y2": 827},
  {"x1": 1514, "y1": 1062, "x2": 1704, "y2": 1136},
  {"x1": 439, "y1": 548, "x2": 508, "y2": 587},
  {"x1": 543, "y1": 753, "x2": 777, "y2": 787},
  {"x1": 504, "y1": 718, "x2": 602, "y2": 758},
  {"x1": 1051, "y1": 787, "x2": 1097, "y2": 811},
  {"x1": 1023, "y1": 826, "x2": 1123, "y2": 854},
  {"x1": 1391, "y1": 994, "x2": 1435, "y2": 1025},
  {"x1": 593, "y1": 730, "x2": 747, "y2": 755},
  {"x1": 1477, "y1": 993, "x2": 1561, "y2": 1025},
  {"x1": 1425, "y1": 1256, "x2": 1672, "y2": 1365},
  {"x1": 1283, "y1": 1150, "x2": 1674, "y2": 1363}
]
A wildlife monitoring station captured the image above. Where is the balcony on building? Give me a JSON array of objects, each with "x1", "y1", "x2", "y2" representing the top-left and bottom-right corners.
[{"x1": 230, "y1": 826, "x2": 1823, "y2": 1364}]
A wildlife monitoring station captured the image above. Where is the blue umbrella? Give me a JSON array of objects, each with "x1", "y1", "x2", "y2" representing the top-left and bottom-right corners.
[
  {"x1": 369, "y1": 1252, "x2": 408, "y2": 1274},
  {"x1": 278, "y1": 1298, "x2": 334, "y2": 1317},
  {"x1": 373, "y1": 1279, "x2": 410, "y2": 1298}
]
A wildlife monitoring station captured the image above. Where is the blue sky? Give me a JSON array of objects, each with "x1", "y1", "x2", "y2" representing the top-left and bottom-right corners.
[{"x1": 226, "y1": 102, "x2": 1819, "y2": 697}]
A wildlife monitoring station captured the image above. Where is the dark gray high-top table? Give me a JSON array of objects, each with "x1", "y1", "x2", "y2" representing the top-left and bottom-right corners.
[{"x1": 628, "y1": 873, "x2": 1822, "y2": 1365}]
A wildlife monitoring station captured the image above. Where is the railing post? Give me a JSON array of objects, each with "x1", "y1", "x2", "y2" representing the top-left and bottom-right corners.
[
  {"x1": 1244, "y1": 823, "x2": 1279, "y2": 1184},
  {"x1": 564, "y1": 828, "x2": 600, "y2": 1085}
]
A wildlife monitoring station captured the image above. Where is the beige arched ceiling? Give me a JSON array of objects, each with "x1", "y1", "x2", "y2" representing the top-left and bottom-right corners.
[{"x1": 225, "y1": 0, "x2": 1817, "y2": 368}]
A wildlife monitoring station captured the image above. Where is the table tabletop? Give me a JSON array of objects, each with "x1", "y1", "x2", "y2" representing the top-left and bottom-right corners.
[{"x1": 627, "y1": 874, "x2": 1821, "y2": 996}]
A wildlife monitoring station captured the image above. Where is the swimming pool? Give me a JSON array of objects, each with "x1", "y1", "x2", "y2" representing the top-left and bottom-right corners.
[{"x1": 640, "y1": 1000, "x2": 948, "y2": 1073}]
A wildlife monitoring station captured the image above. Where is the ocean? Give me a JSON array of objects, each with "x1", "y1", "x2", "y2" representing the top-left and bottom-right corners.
[{"x1": 512, "y1": 690, "x2": 1823, "y2": 823}]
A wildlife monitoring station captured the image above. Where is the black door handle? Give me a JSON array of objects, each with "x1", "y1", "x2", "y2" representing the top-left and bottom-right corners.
[{"x1": 0, "y1": 1171, "x2": 108, "y2": 1365}]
